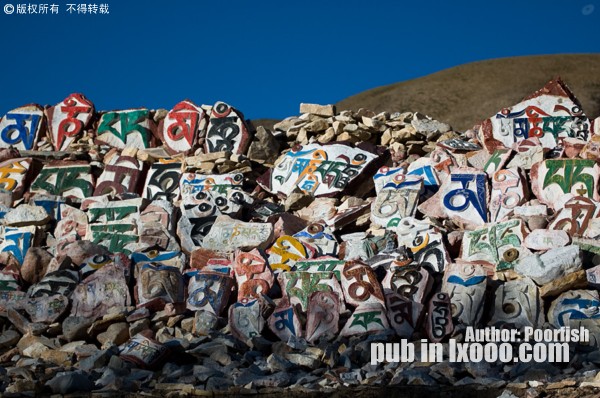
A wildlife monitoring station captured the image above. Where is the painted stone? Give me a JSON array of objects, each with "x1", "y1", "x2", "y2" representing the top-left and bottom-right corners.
[
  {"x1": 419, "y1": 167, "x2": 488, "y2": 228},
  {"x1": 461, "y1": 219, "x2": 527, "y2": 271},
  {"x1": 180, "y1": 172, "x2": 247, "y2": 212},
  {"x1": 259, "y1": 143, "x2": 378, "y2": 197},
  {"x1": 489, "y1": 168, "x2": 528, "y2": 222},
  {"x1": 24, "y1": 294, "x2": 69, "y2": 323},
  {"x1": 136, "y1": 263, "x2": 184, "y2": 306},
  {"x1": 30, "y1": 161, "x2": 95, "y2": 200},
  {"x1": 341, "y1": 261, "x2": 385, "y2": 307},
  {"x1": 524, "y1": 229, "x2": 571, "y2": 251},
  {"x1": 143, "y1": 159, "x2": 183, "y2": 202},
  {"x1": 442, "y1": 262, "x2": 487, "y2": 326},
  {"x1": 94, "y1": 155, "x2": 144, "y2": 196},
  {"x1": 386, "y1": 292, "x2": 424, "y2": 339},
  {"x1": 480, "y1": 78, "x2": 591, "y2": 152},
  {"x1": 131, "y1": 250, "x2": 186, "y2": 272},
  {"x1": 0, "y1": 291, "x2": 27, "y2": 317},
  {"x1": 30, "y1": 194, "x2": 68, "y2": 222},
  {"x1": 0, "y1": 157, "x2": 33, "y2": 203},
  {"x1": 548, "y1": 290, "x2": 600, "y2": 346},
  {"x1": 426, "y1": 292, "x2": 453, "y2": 343},
  {"x1": 205, "y1": 101, "x2": 251, "y2": 155},
  {"x1": 382, "y1": 266, "x2": 432, "y2": 304},
  {"x1": 395, "y1": 217, "x2": 450, "y2": 273},
  {"x1": 70, "y1": 263, "x2": 130, "y2": 319},
  {"x1": 0, "y1": 269, "x2": 21, "y2": 291},
  {"x1": 193, "y1": 310, "x2": 219, "y2": 335},
  {"x1": 406, "y1": 157, "x2": 440, "y2": 195},
  {"x1": 581, "y1": 134, "x2": 600, "y2": 161},
  {"x1": 490, "y1": 277, "x2": 543, "y2": 328},
  {"x1": 371, "y1": 171, "x2": 422, "y2": 228},
  {"x1": 531, "y1": 159, "x2": 600, "y2": 209},
  {"x1": 278, "y1": 271, "x2": 343, "y2": 312},
  {"x1": 437, "y1": 138, "x2": 481, "y2": 152},
  {"x1": 120, "y1": 334, "x2": 169, "y2": 369},
  {"x1": 483, "y1": 148, "x2": 513, "y2": 177},
  {"x1": 268, "y1": 300, "x2": 303, "y2": 342},
  {"x1": 234, "y1": 249, "x2": 274, "y2": 301},
  {"x1": 0, "y1": 225, "x2": 36, "y2": 265},
  {"x1": 87, "y1": 198, "x2": 142, "y2": 224},
  {"x1": 78, "y1": 252, "x2": 130, "y2": 279},
  {"x1": 548, "y1": 196, "x2": 600, "y2": 237},
  {"x1": 46, "y1": 93, "x2": 94, "y2": 151},
  {"x1": 340, "y1": 304, "x2": 390, "y2": 337},
  {"x1": 0, "y1": 104, "x2": 44, "y2": 151},
  {"x1": 85, "y1": 221, "x2": 139, "y2": 255},
  {"x1": 54, "y1": 204, "x2": 88, "y2": 247},
  {"x1": 229, "y1": 298, "x2": 264, "y2": 343},
  {"x1": 587, "y1": 265, "x2": 600, "y2": 288},
  {"x1": 506, "y1": 138, "x2": 544, "y2": 170},
  {"x1": 430, "y1": 148, "x2": 458, "y2": 179},
  {"x1": 160, "y1": 100, "x2": 205, "y2": 154},
  {"x1": 185, "y1": 268, "x2": 234, "y2": 314},
  {"x1": 295, "y1": 257, "x2": 344, "y2": 281},
  {"x1": 292, "y1": 223, "x2": 338, "y2": 257},
  {"x1": 202, "y1": 215, "x2": 273, "y2": 252},
  {"x1": 140, "y1": 200, "x2": 176, "y2": 232},
  {"x1": 29, "y1": 269, "x2": 79, "y2": 298},
  {"x1": 515, "y1": 245, "x2": 582, "y2": 286},
  {"x1": 96, "y1": 109, "x2": 156, "y2": 149},
  {"x1": 305, "y1": 291, "x2": 340, "y2": 343}
]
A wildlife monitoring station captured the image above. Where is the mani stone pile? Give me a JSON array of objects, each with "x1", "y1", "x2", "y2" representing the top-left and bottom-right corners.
[{"x1": 2, "y1": 78, "x2": 600, "y2": 396}]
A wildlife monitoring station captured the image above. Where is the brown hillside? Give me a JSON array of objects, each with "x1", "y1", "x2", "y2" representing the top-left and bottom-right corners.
[{"x1": 336, "y1": 54, "x2": 600, "y2": 132}]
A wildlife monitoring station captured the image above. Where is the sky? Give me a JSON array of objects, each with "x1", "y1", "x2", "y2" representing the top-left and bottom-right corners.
[{"x1": 0, "y1": 0, "x2": 599, "y2": 120}]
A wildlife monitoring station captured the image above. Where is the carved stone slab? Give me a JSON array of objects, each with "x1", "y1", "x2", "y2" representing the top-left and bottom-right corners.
[
  {"x1": 442, "y1": 262, "x2": 487, "y2": 326},
  {"x1": 483, "y1": 148, "x2": 513, "y2": 177},
  {"x1": 185, "y1": 268, "x2": 234, "y2": 314},
  {"x1": 426, "y1": 292, "x2": 453, "y2": 343},
  {"x1": 96, "y1": 109, "x2": 156, "y2": 149},
  {"x1": 143, "y1": 159, "x2": 183, "y2": 202},
  {"x1": 71, "y1": 263, "x2": 130, "y2": 319},
  {"x1": 581, "y1": 134, "x2": 600, "y2": 161},
  {"x1": 29, "y1": 269, "x2": 79, "y2": 298},
  {"x1": 136, "y1": 263, "x2": 184, "y2": 306},
  {"x1": 0, "y1": 291, "x2": 27, "y2": 317},
  {"x1": 395, "y1": 217, "x2": 450, "y2": 273},
  {"x1": 278, "y1": 271, "x2": 343, "y2": 312},
  {"x1": 386, "y1": 292, "x2": 424, "y2": 339},
  {"x1": 515, "y1": 245, "x2": 582, "y2": 286},
  {"x1": 95, "y1": 155, "x2": 144, "y2": 196},
  {"x1": 160, "y1": 100, "x2": 205, "y2": 155},
  {"x1": 490, "y1": 277, "x2": 543, "y2": 328},
  {"x1": 293, "y1": 223, "x2": 338, "y2": 257},
  {"x1": 295, "y1": 257, "x2": 344, "y2": 281},
  {"x1": 30, "y1": 161, "x2": 95, "y2": 200},
  {"x1": 0, "y1": 157, "x2": 33, "y2": 203},
  {"x1": 548, "y1": 289, "x2": 600, "y2": 346},
  {"x1": 268, "y1": 299, "x2": 303, "y2": 341},
  {"x1": 371, "y1": 171, "x2": 422, "y2": 228},
  {"x1": 85, "y1": 221, "x2": 139, "y2": 255},
  {"x1": 489, "y1": 168, "x2": 528, "y2": 222},
  {"x1": 47, "y1": 93, "x2": 94, "y2": 151},
  {"x1": 24, "y1": 294, "x2": 69, "y2": 323},
  {"x1": 480, "y1": 78, "x2": 591, "y2": 152},
  {"x1": 205, "y1": 101, "x2": 251, "y2": 155},
  {"x1": 461, "y1": 219, "x2": 527, "y2": 271},
  {"x1": 419, "y1": 167, "x2": 488, "y2": 228},
  {"x1": 531, "y1": 159, "x2": 600, "y2": 210},
  {"x1": 78, "y1": 253, "x2": 128, "y2": 279},
  {"x1": 0, "y1": 104, "x2": 44, "y2": 150},
  {"x1": 438, "y1": 138, "x2": 481, "y2": 152},
  {"x1": 548, "y1": 196, "x2": 600, "y2": 237},
  {"x1": 234, "y1": 249, "x2": 274, "y2": 301},
  {"x1": 180, "y1": 172, "x2": 247, "y2": 213},
  {"x1": 406, "y1": 157, "x2": 440, "y2": 194},
  {"x1": 341, "y1": 261, "x2": 385, "y2": 307},
  {"x1": 229, "y1": 298, "x2": 264, "y2": 343},
  {"x1": 120, "y1": 334, "x2": 169, "y2": 369},
  {"x1": 340, "y1": 304, "x2": 390, "y2": 337},
  {"x1": 524, "y1": 229, "x2": 571, "y2": 251},
  {"x1": 260, "y1": 143, "x2": 377, "y2": 197},
  {"x1": 0, "y1": 225, "x2": 36, "y2": 265},
  {"x1": 382, "y1": 266, "x2": 432, "y2": 304},
  {"x1": 87, "y1": 198, "x2": 142, "y2": 224},
  {"x1": 131, "y1": 250, "x2": 185, "y2": 271},
  {"x1": 305, "y1": 291, "x2": 340, "y2": 343},
  {"x1": 0, "y1": 269, "x2": 21, "y2": 292},
  {"x1": 202, "y1": 215, "x2": 273, "y2": 252}
]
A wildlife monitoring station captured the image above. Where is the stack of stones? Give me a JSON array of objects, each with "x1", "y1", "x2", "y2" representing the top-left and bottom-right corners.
[{"x1": 1, "y1": 78, "x2": 600, "y2": 395}]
